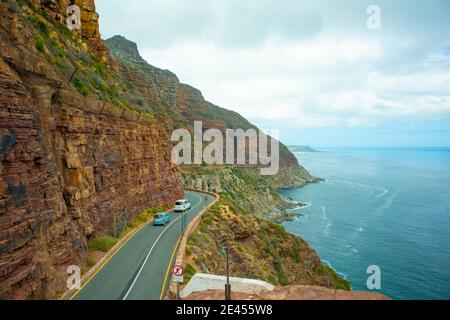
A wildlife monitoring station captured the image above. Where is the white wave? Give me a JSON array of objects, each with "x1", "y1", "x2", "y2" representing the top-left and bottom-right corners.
[
  {"x1": 321, "y1": 206, "x2": 332, "y2": 235},
  {"x1": 321, "y1": 259, "x2": 331, "y2": 266},
  {"x1": 320, "y1": 259, "x2": 348, "y2": 279},
  {"x1": 334, "y1": 179, "x2": 389, "y2": 199},
  {"x1": 374, "y1": 187, "x2": 388, "y2": 199},
  {"x1": 286, "y1": 202, "x2": 311, "y2": 212},
  {"x1": 381, "y1": 190, "x2": 399, "y2": 210}
]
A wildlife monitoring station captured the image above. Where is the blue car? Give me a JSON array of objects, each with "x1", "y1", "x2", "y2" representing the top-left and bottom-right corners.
[{"x1": 153, "y1": 212, "x2": 170, "y2": 226}]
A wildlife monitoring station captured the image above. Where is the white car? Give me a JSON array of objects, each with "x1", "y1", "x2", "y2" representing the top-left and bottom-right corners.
[{"x1": 175, "y1": 199, "x2": 191, "y2": 212}]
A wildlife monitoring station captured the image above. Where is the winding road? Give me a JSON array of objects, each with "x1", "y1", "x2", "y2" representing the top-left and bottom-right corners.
[{"x1": 70, "y1": 190, "x2": 214, "y2": 300}]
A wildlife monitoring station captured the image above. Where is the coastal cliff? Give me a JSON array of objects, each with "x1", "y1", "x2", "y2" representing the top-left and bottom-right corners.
[
  {"x1": 184, "y1": 194, "x2": 350, "y2": 290},
  {"x1": 0, "y1": 0, "x2": 182, "y2": 299}
]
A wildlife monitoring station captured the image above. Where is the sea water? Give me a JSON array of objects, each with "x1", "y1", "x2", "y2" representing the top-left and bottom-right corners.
[{"x1": 280, "y1": 147, "x2": 450, "y2": 300}]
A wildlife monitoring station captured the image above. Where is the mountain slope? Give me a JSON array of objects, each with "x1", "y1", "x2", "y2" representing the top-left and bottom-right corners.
[
  {"x1": 105, "y1": 35, "x2": 301, "y2": 169},
  {"x1": 184, "y1": 193, "x2": 350, "y2": 290}
]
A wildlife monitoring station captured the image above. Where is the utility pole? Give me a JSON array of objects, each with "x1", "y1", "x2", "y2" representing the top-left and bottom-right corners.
[
  {"x1": 222, "y1": 246, "x2": 231, "y2": 300},
  {"x1": 180, "y1": 211, "x2": 184, "y2": 237}
]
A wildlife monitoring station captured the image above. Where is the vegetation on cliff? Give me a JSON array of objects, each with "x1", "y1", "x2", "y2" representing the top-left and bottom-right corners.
[
  {"x1": 184, "y1": 193, "x2": 350, "y2": 290},
  {"x1": 183, "y1": 166, "x2": 295, "y2": 221}
]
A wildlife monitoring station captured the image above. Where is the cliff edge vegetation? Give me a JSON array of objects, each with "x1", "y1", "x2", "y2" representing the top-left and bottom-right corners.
[{"x1": 184, "y1": 193, "x2": 350, "y2": 290}]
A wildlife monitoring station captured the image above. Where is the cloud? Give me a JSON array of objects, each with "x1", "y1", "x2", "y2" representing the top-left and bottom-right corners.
[
  {"x1": 97, "y1": 0, "x2": 450, "y2": 134},
  {"x1": 98, "y1": 0, "x2": 324, "y2": 48}
]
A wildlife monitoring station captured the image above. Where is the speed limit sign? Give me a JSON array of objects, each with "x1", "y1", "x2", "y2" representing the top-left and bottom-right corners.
[{"x1": 172, "y1": 265, "x2": 183, "y2": 276}]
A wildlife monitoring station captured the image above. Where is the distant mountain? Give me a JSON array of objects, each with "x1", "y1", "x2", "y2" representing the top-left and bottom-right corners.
[{"x1": 288, "y1": 145, "x2": 320, "y2": 153}]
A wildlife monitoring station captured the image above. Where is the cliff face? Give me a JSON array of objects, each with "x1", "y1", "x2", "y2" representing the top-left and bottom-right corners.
[
  {"x1": 27, "y1": 0, "x2": 107, "y2": 62},
  {"x1": 0, "y1": 1, "x2": 183, "y2": 299}
]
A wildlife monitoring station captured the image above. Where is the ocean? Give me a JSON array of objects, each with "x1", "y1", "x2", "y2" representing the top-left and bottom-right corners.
[{"x1": 280, "y1": 147, "x2": 450, "y2": 300}]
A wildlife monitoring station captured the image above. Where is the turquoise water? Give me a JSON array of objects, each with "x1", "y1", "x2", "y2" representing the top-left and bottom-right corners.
[{"x1": 280, "y1": 148, "x2": 450, "y2": 300}]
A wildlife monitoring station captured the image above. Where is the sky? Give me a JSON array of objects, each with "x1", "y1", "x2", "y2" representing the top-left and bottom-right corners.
[{"x1": 96, "y1": 0, "x2": 450, "y2": 148}]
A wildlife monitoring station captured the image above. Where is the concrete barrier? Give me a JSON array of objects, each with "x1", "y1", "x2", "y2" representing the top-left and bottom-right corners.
[{"x1": 180, "y1": 273, "x2": 275, "y2": 299}]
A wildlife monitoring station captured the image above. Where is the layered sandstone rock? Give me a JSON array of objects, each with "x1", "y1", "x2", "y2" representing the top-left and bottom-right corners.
[
  {"x1": 29, "y1": 0, "x2": 107, "y2": 62},
  {"x1": 0, "y1": 62, "x2": 183, "y2": 299},
  {"x1": 0, "y1": 1, "x2": 183, "y2": 299}
]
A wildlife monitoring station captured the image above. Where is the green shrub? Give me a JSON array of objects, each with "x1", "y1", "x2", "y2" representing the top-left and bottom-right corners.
[
  {"x1": 86, "y1": 255, "x2": 96, "y2": 268},
  {"x1": 88, "y1": 236, "x2": 118, "y2": 253},
  {"x1": 334, "y1": 277, "x2": 351, "y2": 290},
  {"x1": 278, "y1": 272, "x2": 289, "y2": 286},
  {"x1": 290, "y1": 248, "x2": 301, "y2": 263},
  {"x1": 184, "y1": 263, "x2": 197, "y2": 283},
  {"x1": 270, "y1": 222, "x2": 287, "y2": 239},
  {"x1": 267, "y1": 275, "x2": 277, "y2": 285},
  {"x1": 36, "y1": 20, "x2": 49, "y2": 35},
  {"x1": 72, "y1": 77, "x2": 89, "y2": 96},
  {"x1": 35, "y1": 38, "x2": 45, "y2": 53},
  {"x1": 314, "y1": 265, "x2": 351, "y2": 290},
  {"x1": 273, "y1": 256, "x2": 283, "y2": 272}
]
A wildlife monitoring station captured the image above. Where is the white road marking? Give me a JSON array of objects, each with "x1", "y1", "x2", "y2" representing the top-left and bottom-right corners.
[{"x1": 122, "y1": 191, "x2": 205, "y2": 300}]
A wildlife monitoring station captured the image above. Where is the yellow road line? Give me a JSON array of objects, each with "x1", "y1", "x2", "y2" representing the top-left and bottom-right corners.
[
  {"x1": 159, "y1": 236, "x2": 182, "y2": 300},
  {"x1": 69, "y1": 226, "x2": 143, "y2": 300},
  {"x1": 69, "y1": 191, "x2": 204, "y2": 300}
]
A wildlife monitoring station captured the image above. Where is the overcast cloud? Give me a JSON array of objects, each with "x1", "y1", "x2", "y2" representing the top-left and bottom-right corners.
[{"x1": 97, "y1": 0, "x2": 450, "y2": 147}]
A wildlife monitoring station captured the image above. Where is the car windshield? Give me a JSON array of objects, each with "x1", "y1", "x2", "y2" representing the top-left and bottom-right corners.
[
  {"x1": 155, "y1": 214, "x2": 163, "y2": 219},
  {"x1": 175, "y1": 201, "x2": 182, "y2": 205}
]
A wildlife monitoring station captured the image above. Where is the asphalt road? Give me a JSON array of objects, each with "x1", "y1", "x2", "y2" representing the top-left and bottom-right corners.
[{"x1": 71, "y1": 190, "x2": 214, "y2": 300}]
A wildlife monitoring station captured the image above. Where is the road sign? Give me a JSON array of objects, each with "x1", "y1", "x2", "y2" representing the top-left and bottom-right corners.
[
  {"x1": 174, "y1": 275, "x2": 184, "y2": 283},
  {"x1": 172, "y1": 265, "x2": 183, "y2": 276}
]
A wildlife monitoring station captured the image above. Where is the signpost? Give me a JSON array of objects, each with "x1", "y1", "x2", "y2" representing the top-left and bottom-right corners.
[
  {"x1": 173, "y1": 265, "x2": 184, "y2": 300},
  {"x1": 180, "y1": 212, "x2": 188, "y2": 237}
]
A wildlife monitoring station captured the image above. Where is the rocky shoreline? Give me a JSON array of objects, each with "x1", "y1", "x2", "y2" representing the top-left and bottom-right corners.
[{"x1": 181, "y1": 166, "x2": 321, "y2": 222}]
